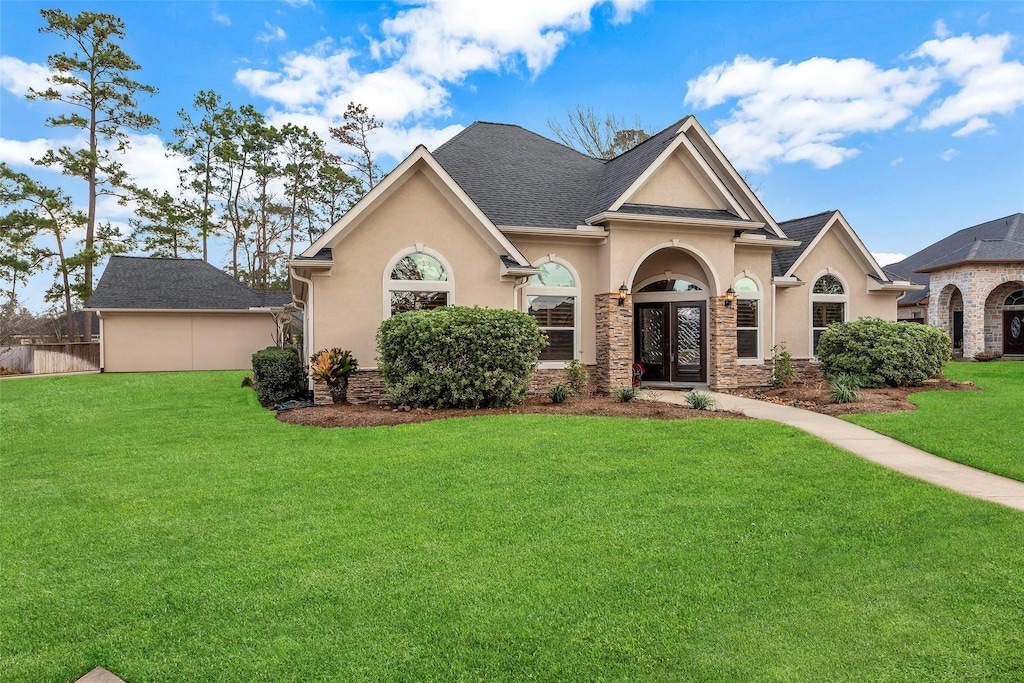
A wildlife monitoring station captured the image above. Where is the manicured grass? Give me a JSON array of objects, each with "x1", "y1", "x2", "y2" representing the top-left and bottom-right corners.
[
  {"x1": 2, "y1": 372, "x2": 1023, "y2": 682},
  {"x1": 848, "y1": 361, "x2": 1023, "y2": 482}
]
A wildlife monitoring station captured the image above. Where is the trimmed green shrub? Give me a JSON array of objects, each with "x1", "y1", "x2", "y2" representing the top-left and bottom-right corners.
[
  {"x1": 251, "y1": 346, "x2": 306, "y2": 405},
  {"x1": 816, "y1": 318, "x2": 951, "y2": 388},
  {"x1": 684, "y1": 390, "x2": 718, "y2": 410},
  {"x1": 614, "y1": 386, "x2": 639, "y2": 403},
  {"x1": 377, "y1": 306, "x2": 547, "y2": 408},
  {"x1": 829, "y1": 373, "x2": 861, "y2": 404},
  {"x1": 565, "y1": 359, "x2": 589, "y2": 397},
  {"x1": 548, "y1": 383, "x2": 570, "y2": 404}
]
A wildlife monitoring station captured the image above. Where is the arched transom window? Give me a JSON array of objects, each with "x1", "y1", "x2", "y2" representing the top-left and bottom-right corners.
[
  {"x1": 811, "y1": 273, "x2": 847, "y2": 355},
  {"x1": 1005, "y1": 290, "x2": 1024, "y2": 307},
  {"x1": 734, "y1": 276, "x2": 761, "y2": 360},
  {"x1": 523, "y1": 260, "x2": 579, "y2": 362},
  {"x1": 385, "y1": 249, "x2": 453, "y2": 317},
  {"x1": 638, "y1": 278, "x2": 705, "y2": 293}
]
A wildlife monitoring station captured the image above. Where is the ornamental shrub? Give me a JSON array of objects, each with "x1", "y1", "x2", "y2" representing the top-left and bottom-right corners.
[
  {"x1": 376, "y1": 306, "x2": 547, "y2": 408},
  {"x1": 309, "y1": 348, "x2": 358, "y2": 403},
  {"x1": 251, "y1": 346, "x2": 306, "y2": 405},
  {"x1": 816, "y1": 318, "x2": 950, "y2": 388},
  {"x1": 548, "y1": 383, "x2": 570, "y2": 404}
]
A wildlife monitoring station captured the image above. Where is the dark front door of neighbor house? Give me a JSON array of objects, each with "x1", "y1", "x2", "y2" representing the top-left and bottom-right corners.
[
  {"x1": 952, "y1": 310, "x2": 964, "y2": 350},
  {"x1": 1005, "y1": 310, "x2": 1024, "y2": 355},
  {"x1": 634, "y1": 302, "x2": 707, "y2": 383}
]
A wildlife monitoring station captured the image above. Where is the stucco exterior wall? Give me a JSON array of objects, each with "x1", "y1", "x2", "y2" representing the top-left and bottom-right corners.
[
  {"x1": 606, "y1": 223, "x2": 736, "y2": 295},
  {"x1": 311, "y1": 168, "x2": 516, "y2": 367},
  {"x1": 628, "y1": 151, "x2": 720, "y2": 209},
  {"x1": 775, "y1": 228, "x2": 900, "y2": 358},
  {"x1": 100, "y1": 311, "x2": 277, "y2": 372}
]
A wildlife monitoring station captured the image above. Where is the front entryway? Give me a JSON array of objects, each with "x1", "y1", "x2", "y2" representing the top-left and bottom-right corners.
[
  {"x1": 634, "y1": 302, "x2": 706, "y2": 383},
  {"x1": 1005, "y1": 310, "x2": 1024, "y2": 355}
]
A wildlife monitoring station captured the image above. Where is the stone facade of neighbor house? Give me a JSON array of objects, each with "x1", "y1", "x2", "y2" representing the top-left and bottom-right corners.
[
  {"x1": 87, "y1": 256, "x2": 293, "y2": 372},
  {"x1": 289, "y1": 116, "x2": 920, "y2": 404},
  {"x1": 887, "y1": 214, "x2": 1024, "y2": 359}
]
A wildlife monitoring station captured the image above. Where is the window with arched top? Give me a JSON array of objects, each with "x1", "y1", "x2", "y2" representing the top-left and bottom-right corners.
[
  {"x1": 1005, "y1": 290, "x2": 1024, "y2": 307},
  {"x1": 734, "y1": 276, "x2": 761, "y2": 360},
  {"x1": 637, "y1": 278, "x2": 705, "y2": 293},
  {"x1": 522, "y1": 260, "x2": 579, "y2": 362},
  {"x1": 811, "y1": 273, "x2": 847, "y2": 355},
  {"x1": 384, "y1": 249, "x2": 454, "y2": 317}
]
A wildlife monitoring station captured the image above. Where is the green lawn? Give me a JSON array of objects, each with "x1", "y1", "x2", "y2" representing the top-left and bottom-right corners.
[
  {"x1": 847, "y1": 361, "x2": 1023, "y2": 482},
  {"x1": 2, "y1": 372, "x2": 1023, "y2": 682}
]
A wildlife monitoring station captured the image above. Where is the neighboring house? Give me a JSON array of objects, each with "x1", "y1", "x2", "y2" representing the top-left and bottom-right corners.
[
  {"x1": 887, "y1": 213, "x2": 1024, "y2": 358},
  {"x1": 86, "y1": 256, "x2": 292, "y2": 372},
  {"x1": 289, "y1": 116, "x2": 920, "y2": 402}
]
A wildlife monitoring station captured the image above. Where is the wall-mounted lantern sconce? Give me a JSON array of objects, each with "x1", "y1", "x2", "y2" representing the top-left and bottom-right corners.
[
  {"x1": 724, "y1": 287, "x2": 736, "y2": 308},
  {"x1": 618, "y1": 283, "x2": 629, "y2": 306}
]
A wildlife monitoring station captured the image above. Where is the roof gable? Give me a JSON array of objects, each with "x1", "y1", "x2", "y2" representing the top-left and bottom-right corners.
[
  {"x1": 887, "y1": 213, "x2": 1024, "y2": 276},
  {"x1": 774, "y1": 210, "x2": 887, "y2": 280},
  {"x1": 302, "y1": 144, "x2": 530, "y2": 266},
  {"x1": 87, "y1": 256, "x2": 290, "y2": 310}
]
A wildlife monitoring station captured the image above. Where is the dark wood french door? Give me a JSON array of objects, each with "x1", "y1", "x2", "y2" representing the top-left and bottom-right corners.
[
  {"x1": 1005, "y1": 310, "x2": 1024, "y2": 355},
  {"x1": 633, "y1": 301, "x2": 706, "y2": 383}
]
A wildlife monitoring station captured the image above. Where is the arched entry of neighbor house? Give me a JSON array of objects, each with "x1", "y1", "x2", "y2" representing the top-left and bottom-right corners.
[
  {"x1": 936, "y1": 283, "x2": 965, "y2": 353},
  {"x1": 986, "y1": 282, "x2": 1024, "y2": 356},
  {"x1": 628, "y1": 245, "x2": 718, "y2": 385}
]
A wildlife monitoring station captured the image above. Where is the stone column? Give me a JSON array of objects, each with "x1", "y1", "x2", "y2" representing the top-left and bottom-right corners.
[
  {"x1": 707, "y1": 295, "x2": 737, "y2": 390},
  {"x1": 595, "y1": 292, "x2": 633, "y2": 393}
]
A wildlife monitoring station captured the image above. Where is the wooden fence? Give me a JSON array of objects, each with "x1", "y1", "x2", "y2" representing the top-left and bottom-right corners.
[{"x1": 0, "y1": 343, "x2": 100, "y2": 374}]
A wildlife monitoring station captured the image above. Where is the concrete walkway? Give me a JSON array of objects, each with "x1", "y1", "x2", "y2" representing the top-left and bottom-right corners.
[{"x1": 643, "y1": 390, "x2": 1024, "y2": 512}]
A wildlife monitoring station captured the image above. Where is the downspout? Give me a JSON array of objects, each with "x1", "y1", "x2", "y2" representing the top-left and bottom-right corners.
[
  {"x1": 290, "y1": 267, "x2": 314, "y2": 391},
  {"x1": 97, "y1": 311, "x2": 104, "y2": 372}
]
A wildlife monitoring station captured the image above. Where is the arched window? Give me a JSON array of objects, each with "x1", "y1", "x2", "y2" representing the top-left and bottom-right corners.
[
  {"x1": 637, "y1": 278, "x2": 705, "y2": 293},
  {"x1": 1005, "y1": 290, "x2": 1024, "y2": 306},
  {"x1": 811, "y1": 273, "x2": 847, "y2": 355},
  {"x1": 734, "y1": 276, "x2": 761, "y2": 360},
  {"x1": 523, "y1": 260, "x2": 579, "y2": 362},
  {"x1": 384, "y1": 248, "x2": 453, "y2": 318}
]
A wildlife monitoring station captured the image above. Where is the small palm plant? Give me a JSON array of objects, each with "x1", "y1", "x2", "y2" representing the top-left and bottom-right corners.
[{"x1": 309, "y1": 348, "x2": 359, "y2": 403}]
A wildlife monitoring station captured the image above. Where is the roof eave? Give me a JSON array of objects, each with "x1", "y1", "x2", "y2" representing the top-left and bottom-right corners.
[{"x1": 587, "y1": 211, "x2": 764, "y2": 230}]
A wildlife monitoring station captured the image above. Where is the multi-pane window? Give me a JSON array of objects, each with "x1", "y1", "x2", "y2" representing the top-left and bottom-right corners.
[
  {"x1": 811, "y1": 274, "x2": 846, "y2": 354},
  {"x1": 638, "y1": 278, "x2": 704, "y2": 293},
  {"x1": 734, "y1": 276, "x2": 760, "y2": 359},
  {"x1": 386, "y1": 252, "x2": 453, "y2": 317},
  {"x1": 523, "y1": 261, "x2": 578, "y2": 362}
]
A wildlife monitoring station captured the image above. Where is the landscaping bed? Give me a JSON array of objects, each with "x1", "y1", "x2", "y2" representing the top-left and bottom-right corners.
[
  {"x1": 731, "y1": 376, "x2": 979, "y2": 416},
  {"x1": 277, "y1": 393, "x2": 740, "y2": 427}
]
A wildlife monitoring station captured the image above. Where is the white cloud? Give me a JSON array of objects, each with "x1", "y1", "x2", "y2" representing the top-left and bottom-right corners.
[
  {"x1": 940, "y1": 148, "x2": 959, "y2": 161},
  {"x1": 915, "y1": 31, "x2": 1024, "y2": 133},
  {"x1": 0, "y1": 137, "x2": 66, "y2": 168},
  {"x1": 283, "y1": 0, "x2": 314, "y2": 6},
  {"x1": 211, "y1": 9, "x2": 231, "y2": 26},
  {"x1": 684, "y1": 55, "x2": 939, "y2": 171},
  {"x1": 372, "y1": 123, "x2": 466, "y2": 160},
  {"x1": 890, "y1": 157, "x2": 904, "y2": 166},
  {"x1": 237, "y1": 0, "x2": 648, "y2": 140},
  {"x1": 0, "y1": 56, "x2": 53, "y2": 96},
  {"x1": 872, "y1": 252, "x2": 907, "y2": 267},
  {"x1": 934, "y1": 19, "x2": 951, "y2": 39},
  {"x1": 952, "y1": 116, "x2": 992, "y2": 136},
  {"x1": 257, "y1": 22, "x2": 288, "y2": 42}
]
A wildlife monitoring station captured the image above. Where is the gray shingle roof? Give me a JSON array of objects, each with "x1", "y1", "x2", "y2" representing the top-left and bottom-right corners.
[
  {"x1": 886, "y1": 213, "x2": 1024, "y2": 306},
  {"x1": 772, "y1": 211, "x2": 837, "y2": 277},
  {"x1": 432, "y1": 118, "x2": 735, "y2": 230},
  {"x1": 433, "y1": 122, "x2": 605, "y2": 229},
  {"x1": 616, "y1": 203, "x2": 750, "y2": 222},
  {"x1": 88, "y1": 256, "x2": 292, "y2": 310}
]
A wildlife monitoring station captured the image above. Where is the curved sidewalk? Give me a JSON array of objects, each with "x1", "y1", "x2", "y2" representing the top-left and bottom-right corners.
[{"x1": 643, "y1": 390, "x2": 1024, "y2": 512}]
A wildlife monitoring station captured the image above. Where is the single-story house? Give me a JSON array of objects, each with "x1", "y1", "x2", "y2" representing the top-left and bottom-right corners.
[
  {"x1": 87, "y1": 256, "x2": 292, "y2": 372},
  {"x1": 888, "y1": 213, "x2": 1024, "y2": 358},
  {"x1": 289, "y1": 116, "x2": 920, "y2": 402}
]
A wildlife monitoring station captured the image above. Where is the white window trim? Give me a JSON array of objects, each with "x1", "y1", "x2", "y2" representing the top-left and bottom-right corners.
[
  {"x1": 519, "y1": 255, "x2": 581, "y2": 368},
  {"x1": 809, "y1": 270, "x2": 849, "y2": 357},
  {"x1": 382, "y1": 245, "x2": 455, "y2": 319},
  {"x1": 734, "y1": 272, "x2": 763, "y2": 365}
]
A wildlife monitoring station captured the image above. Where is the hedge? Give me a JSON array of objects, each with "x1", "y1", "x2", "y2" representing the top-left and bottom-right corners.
[
  {"x1": 816, "y1": 318, "x2": 951, "y2": 387},
  {"x1": 377, "y1": 306, "x2": 547, "y2": 408},
  {"x1": 251, "y1": 346, "x2": 307, "y2": 405}
]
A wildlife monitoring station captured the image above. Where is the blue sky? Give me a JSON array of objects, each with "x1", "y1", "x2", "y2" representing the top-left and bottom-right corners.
[{"x1": 2, "y1": 0, "x2": 1022, "y2": 312}]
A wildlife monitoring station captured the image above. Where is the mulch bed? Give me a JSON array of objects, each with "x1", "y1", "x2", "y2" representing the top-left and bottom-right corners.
[
  {"x1": 731, "y1": 377, "x2": 980, "y2": 416},
  {"x1": 274, "y1": 378, "x2": 980, "y2": 428},
  {"x1": 275, "y1": 393, "x2": 740, "y2": 428}
]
